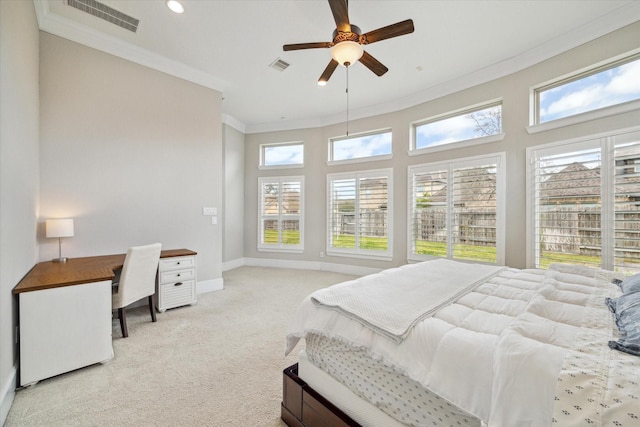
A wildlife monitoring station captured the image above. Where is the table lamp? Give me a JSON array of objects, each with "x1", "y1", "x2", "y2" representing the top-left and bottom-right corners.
[{"x1": 46, "y1": 218, "x2": 74, "y2": 263}]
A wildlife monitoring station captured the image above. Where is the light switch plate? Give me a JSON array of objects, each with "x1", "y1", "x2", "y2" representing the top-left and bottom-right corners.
[{"x1": 202, "y1": 207, "x2": 217, "y2": 216}]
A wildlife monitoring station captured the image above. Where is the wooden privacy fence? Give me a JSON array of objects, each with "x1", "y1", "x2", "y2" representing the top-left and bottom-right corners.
[
  {"x1": 335, "y1": 210, "x2": 387, "y2": 237},
  {"x1": 539, "y1": 206, "x2": 640, "y2": 258},
  {"x1": 414, "y1": 208, "x2": 496, "y2": 245}
]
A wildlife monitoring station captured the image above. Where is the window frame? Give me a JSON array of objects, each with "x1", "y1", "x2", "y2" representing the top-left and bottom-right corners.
[
  {"x1": 257, "y1": 176, "x2": 304, "y2": 253},
  {"x1": 328, "y1": 128, "x2": 393, "y2": 166},
  {"x1": 410, "y1": 99, "x2": 505, "y2": 156},
  {"x1": 526, "y1": 125, "x2": 640, "y2": 272},
  {"x1": 528, "y1": 50, "x2": 640, "y2": 133},
  {"x1": 407, "y1": 153, "x2": 506, "y2": 265},
  {"x1": 326, "y1": 168, "x2": 393, "y2": 260},
  {"x1": 259, "y1": 141, "x2": 304, "y2": 170}
]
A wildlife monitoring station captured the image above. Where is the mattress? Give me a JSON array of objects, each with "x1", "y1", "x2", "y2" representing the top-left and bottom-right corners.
[
  {"x1": 304, "y1": 333, "x2": 480, "y2": 427},
  {"x1": 287, "y1": 261, "x2": 639, "y2": 425}
]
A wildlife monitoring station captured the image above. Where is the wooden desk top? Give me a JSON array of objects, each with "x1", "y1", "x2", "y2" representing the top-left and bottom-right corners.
[{"x1": 13, "y1": 248, "x2": 197, "y2": 294}]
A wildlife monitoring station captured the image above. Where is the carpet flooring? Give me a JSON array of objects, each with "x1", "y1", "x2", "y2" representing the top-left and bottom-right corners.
[{"x1": 5, "y1": 266, "x2": 357, "y2": 426}]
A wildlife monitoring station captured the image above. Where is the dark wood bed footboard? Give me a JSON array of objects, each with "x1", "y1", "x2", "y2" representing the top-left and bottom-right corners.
[{"x1": 282, "y1": 363, "x2": 361, "y2": 427}]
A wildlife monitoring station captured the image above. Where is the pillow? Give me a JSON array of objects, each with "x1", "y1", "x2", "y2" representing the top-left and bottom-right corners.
[
  {"x1": 620, "y1": 273, "x2": 640, "y2": 295},
  {"x1": 608, "y1": 291, "x2": 640, "y2": 356}
]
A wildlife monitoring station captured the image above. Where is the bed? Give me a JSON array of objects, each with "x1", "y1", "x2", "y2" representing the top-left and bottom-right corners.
[{"x1": 282, "y1": 259, "x2": 640, "y2": 426}]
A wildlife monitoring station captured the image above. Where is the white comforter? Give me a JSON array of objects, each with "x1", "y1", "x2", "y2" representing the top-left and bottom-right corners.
[
  {"x1": 286, "y1": 261, "x2": 638, "y2": 426},
  {"x1": 311, "y1": 259, "x2": 504, "y2": 343}
]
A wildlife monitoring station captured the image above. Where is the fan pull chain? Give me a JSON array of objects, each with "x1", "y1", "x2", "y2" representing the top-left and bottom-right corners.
[{"x1": 346, "y1": 65, "x2": 350, "y2": 136}]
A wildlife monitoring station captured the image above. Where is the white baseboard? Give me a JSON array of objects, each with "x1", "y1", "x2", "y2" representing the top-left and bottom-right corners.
[
  {"x1": 1, "y1": 367, "x2": 16, "y2": 425},
  {"x1": 241, "y1": 257, "x2": 382, "y2": 277},
  {"x1": 222, "y1": 258, "x2": 245, "y2": 272},
  {"x1": 197, "y1": 278, "x2": 223, "y2": 294}
]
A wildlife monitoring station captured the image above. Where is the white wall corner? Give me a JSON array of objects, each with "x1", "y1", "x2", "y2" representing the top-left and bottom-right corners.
[
  {"x1": 1, "y1": 367, "x2": 16, "y2": 425},
  {"x1": 197, "y1": 278, "x2": 223, "y2": 294}
]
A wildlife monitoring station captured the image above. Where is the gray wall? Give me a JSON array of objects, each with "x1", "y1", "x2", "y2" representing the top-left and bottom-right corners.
[
  {"x1": 244, "y1": 21, "x2": 640, "y2": 271},
  {"x1": 38, "y1": 33, "x2": 224, "y2": 284},
  {"x1": 223, "y1": 124, "x2": 245, "y2": 266},
  {"x1": 0, "y1": 0, "x2": 40, "y2": 422}
]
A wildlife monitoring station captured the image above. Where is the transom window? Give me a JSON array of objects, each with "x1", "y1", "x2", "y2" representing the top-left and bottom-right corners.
[
  {"x1": 258, "y1": 176, "x2": 304, "y2": 252},
  {"x1": 327, "y1": 169, "x2": 393, "y2": 259},
  {"x1": 329, "y1": 130, "x2": 392, "y2": 164},
  {"x1": 527, "y1": 128, "x2": 640, "y2": 274},
  {"x1": 412, "y1": 101, "x2": 503, "y2": 152},
  {"x1": 408, "y1": 153, "x2": 505, "y2": 265},
  {"x1": 260, "y1": 142, "x2": 303, "y2": 168},
  {"x1": 534, "y1": 53, "x2": 640, "y2": 125}
]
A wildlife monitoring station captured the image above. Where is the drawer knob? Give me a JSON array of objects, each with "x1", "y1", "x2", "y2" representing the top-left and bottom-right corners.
[
  {"x1": 177, "y1": 262, "x2": 181, "y2": 265},
  {"x1": 175, "y1": 282, "x2": 183, "y2": 286},
  {"x1": 177, "y1": 273, "x2": 181, "y2": 277}
]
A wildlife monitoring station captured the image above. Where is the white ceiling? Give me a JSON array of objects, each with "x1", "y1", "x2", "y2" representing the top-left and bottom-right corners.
[{"x1": 34, "y1": 0, "x2": 639, "y2": 133}]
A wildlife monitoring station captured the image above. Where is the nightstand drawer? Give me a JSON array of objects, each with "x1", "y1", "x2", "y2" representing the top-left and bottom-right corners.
[
  {"x1": 158, "y1": 280, "x2": 196, "y2": 309},
  {"x1": 159, "y1": 256, "x2": 195, "y2": 272},
  {"x1": 159, "y1": 268, "x2": 195, "y2": 284}
]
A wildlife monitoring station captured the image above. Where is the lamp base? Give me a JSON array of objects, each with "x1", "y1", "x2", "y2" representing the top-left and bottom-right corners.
[{"x1": 52, "y1": 257, "x2": 68, "y2": 263}]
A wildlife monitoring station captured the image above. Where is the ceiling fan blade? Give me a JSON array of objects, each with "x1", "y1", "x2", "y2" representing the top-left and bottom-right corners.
[
  {"x1": 359, "y1": 51, "x2": 388, "y2": 76},
  {"x1": 328, "y1": 0, "x2": 351, "y2": 32},
  {"x1": 318, "y1": 59, "x2": 339, "y2": 85},
  {"x1": 283, "y1": 42, "x2": 332, "y2": 51},
  {"x1": 360, "y1": 19, "x2": 414, "y2": 44}
]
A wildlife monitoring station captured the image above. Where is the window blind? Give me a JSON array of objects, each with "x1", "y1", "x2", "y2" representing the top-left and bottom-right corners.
[
  {"x1": 328, "y1": 169, "x2": 392, "y2": 258},
  {"x1": 409, "y1": 154, "x2": 504, "y2": 264},
  {"x1": 258, "y1": 177, "x2": 303, "y2": 251},
  {"x1": 529, "y1": 129, "x2": 640, "y2": 273}
]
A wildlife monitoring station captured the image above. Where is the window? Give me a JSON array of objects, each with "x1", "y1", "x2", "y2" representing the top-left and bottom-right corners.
[
  {"x1": 412, "y1": 101, "x2": 503, "y2": 152},
  {"x1": 527, "y1": 128, "x2": 640, "y2": 274},
  {"x1": 534, "y1": 53, "x2": 640, "y2": 125},
  {"x1": 258, "y1": 176, "x2": 303, "y2": 252},
  {"x1": 408, "y1": 153, "x2": 505, "y2": 264},
  {"x1": 329, "y1": 130, "x2": 392, "y2": 164},
  {"x1": 259, "y1": 142, "x2": 303, "y2": 168},
  {"x1": 327, "y1": 169, "x2": 392, "y2": 259}
]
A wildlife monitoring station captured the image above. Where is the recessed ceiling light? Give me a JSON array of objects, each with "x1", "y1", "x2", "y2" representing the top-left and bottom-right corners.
[{"x1": 166, "y1": 0, "x2": 184, "y2": 14}]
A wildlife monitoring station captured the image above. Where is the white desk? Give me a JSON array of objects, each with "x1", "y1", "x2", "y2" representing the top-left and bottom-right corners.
[{"x1": 13, "y1": 249, "x2": 196, "y2": 387}]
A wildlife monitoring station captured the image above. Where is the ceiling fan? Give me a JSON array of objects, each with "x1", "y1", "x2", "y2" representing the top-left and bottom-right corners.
[{"x1": 283, "y1": 0, "x2": 415, "y2": 85}]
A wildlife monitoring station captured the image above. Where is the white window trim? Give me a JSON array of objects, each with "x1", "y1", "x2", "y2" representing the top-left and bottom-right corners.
[
  {"x1": 259, "y1": 141, "x2": 304, "y2": 170},
  {"x1": 410, "y1": 99, "x2": 503, "y2": 152},
  {"x1": 257, "y1": 176, "x2": 304, "y2": 253},
  {"x1": 326, "y1": 168, "x2": 393, "y2": 261},
  {"x1": 525, "y1": 125, "x2": 640, "y2": 269},
  {"x1": 526, "y1": 99, "x2": 640, "y2": 135},
  {"x1": 528, "y1": 49, "x2": 640, "y2": 131},
  {"x1": 328, "y1": 128, "x2": 393, "y2": 165},
  {"x1": 407, "y1": 152, "x2": 506, "y2": 266},
  {"x1": 327, "y1": 153, "x2": 393, "y2": 166},
  {"x1": 408, "y1": 133, "x2": 505, "y2": 156}
]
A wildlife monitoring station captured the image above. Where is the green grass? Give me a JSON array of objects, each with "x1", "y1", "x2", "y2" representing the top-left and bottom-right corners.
[
  {"x1": 263, "y1": 229, "x2": 300, "y2": 245},
  {"x1": 331, "y1": 235, "x2": 388, "y2": 250},
  {"x1": 415, "y1": 240, "x2": 496, "y2": 263}
]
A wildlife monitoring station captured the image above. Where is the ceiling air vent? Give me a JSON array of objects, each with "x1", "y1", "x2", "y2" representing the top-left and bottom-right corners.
[
  {"x1": 269, "y1": 58, "x2": 290, "y2": 72},
  {"x1": 66, "y1": 0, "x2": 139, "y2": 33}
]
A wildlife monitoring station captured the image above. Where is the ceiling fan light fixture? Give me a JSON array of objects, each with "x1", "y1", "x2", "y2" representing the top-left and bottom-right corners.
[
  {"x1": 331, "y1": 41, "x2": 363, "y2": 67},
  {"x1": 166, "y1": 0, "x2": 184, "y2": 14}
]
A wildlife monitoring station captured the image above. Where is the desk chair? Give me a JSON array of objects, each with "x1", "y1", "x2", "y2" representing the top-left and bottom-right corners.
[{"x1": 112, "y1": 243, "x2": 162, "y2": 338}]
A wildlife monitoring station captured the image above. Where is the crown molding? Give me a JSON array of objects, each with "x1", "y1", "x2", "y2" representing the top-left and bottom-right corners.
[
  {"x1": 32, "y1": 0, "x2": 227, "y2": 93},
  {"x1": 33, "y1": 1, "x2": 640, "y2": 135},
  {"x1": 245, "y1": 2, "x2": 640, "y2": 134}
]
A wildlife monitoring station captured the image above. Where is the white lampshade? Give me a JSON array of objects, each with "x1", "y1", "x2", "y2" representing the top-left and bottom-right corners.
[
  {"x1": 331, "y1": 41, "x2": 364, "y2": 66},
  {"x1": 46, "y1": 218, "x2": 75, "y2": 238}
]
